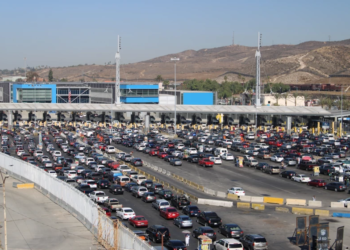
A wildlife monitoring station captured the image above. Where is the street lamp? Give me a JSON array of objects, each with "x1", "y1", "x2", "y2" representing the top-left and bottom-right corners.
[
  {"x1": 157, "y1": 231, "x2": 167, "y2": 250},
  {"x1": 0, "y1": 167, "x2": 10, "y2": 250},
  {"x1": 171, "y1": 57, "x2": 180, "y2": 131}
]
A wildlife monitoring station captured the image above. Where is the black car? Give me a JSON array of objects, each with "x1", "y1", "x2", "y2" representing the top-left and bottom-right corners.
[
  {"x1": 187, "y1": 155, "x2": 199, "y2": 163},
  {"x1": 171, "y1": 195, "x2": 191, "y2": 209},
  {"x1": 255, "y1": 162, "x2": 269, "y2": 170},
  {"x1": 81, "y1": 169, "x2": 93, "y2": 178},
  {"x1": 76, "y1": 184, "x2": 95, "y2": 195},
  {"x1": 97, "y1": 179, "x2": 110, "y2": 189},
  {"x1": 192, "y1": 226, "x2": 216, "y2": 241},
  {"x1": 196, "y1": 211, "x2": 221, "y2": 227},
  {"x1": 141, "y1": 180, "x2": 153, "y2": 189},
  {"x1": 240, "y1": 234, "x2": 268, "y2": 250},
  {"x1": 182, "y1": 205, "x2": 200, "y2": 217},
  {"x1": 158, "y1": 189, "x2": 173, "y2": 200},
  {"x1": 148, "y1": 183, "x2": 164, "y2": 194},
  {"x1": 124, "y1": 182, "x2": 138, "y2": 192},
  {"x1": 164, "y1": 155, "x2": 175, "y2": 162},
  {"x1": 164, "y1": 239, "x2": 186, "y2": 250},
  {"x1": 218, "y1": 223, "x2": 244, "y2": 238},
  {"x1": 131, "y1": 158, "x2": 143, "y2": 166},
  {"x1": 109, "y1": 184, "x2": 124, "y2": 195},
  {"x1": 280, "y1": 170, "x2": 297, "y2": 179},
  {"x1": 324, "y1": 182, "x2": 347, "y2": 192},
  {"x1": 141, "y1": 192, "x2": 156, "y2": 203},
  {"x1": 145, "y1": 225, "x2": 170, "y2": 243}
]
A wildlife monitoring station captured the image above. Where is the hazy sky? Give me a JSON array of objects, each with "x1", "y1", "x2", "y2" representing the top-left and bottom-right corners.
[{"x1": 1, "y1": 0, "x2": 349, "y2": 69}]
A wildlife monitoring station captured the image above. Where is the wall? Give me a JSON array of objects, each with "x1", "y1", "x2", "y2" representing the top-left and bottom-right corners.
[
  {"x1": 262, "y1": 94, "x2": 305, "y2": 106},
  {"x1": 159, "y1": 94, "x2": 176, "y2": 105},
  {"x1": 182, "y1": 92, "x2": 214, "y2": 105},
  {"x1": 120, "y1": 97, "x2": 159, "y2": 103},
  {"x1": 12, "y1": 84, "x2": 57, "y2": 103}
]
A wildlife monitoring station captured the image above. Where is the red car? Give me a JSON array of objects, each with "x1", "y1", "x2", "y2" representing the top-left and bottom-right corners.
[
  {"x1": 198, "y1": 158, "x2": 214, "y2": 167},
  {"x1": 128, "y1": 216, "x2": 149, "y2": 227},
  {"x1": 275, "y1": 141, "x2": 283, "y2": 147},
  {"x1": 149, "y1": 149, "x2": 159, "y2": 156},
  {"x1": 159, "y1": 207, "x2": 179, "y2": 220},
  {"x1": 101, "y1": 207, "x2": 111, "y2": 217},
  {"x1": 167, "y1": 142, "x2": 175, "y2": 148},
  {"x1": 108, "y1": 161, "x2": 120, "y2": 169},
  {"x1": 158, "y1": 152, "x2": 168, "y2": 159},
  {"x1": 307, "y1": 179, "x2": 327, "y2": 187}
]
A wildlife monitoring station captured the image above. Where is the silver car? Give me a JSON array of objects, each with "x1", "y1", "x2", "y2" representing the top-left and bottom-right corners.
[
  {"x1": 173, "y1": 215, "x2": 193, "y2": 228},
  {"x1": 284, "y1": 158, "x2": 297, "y2": 166}
]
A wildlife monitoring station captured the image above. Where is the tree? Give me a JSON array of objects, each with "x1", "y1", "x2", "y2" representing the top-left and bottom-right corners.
[
  {"x1": 291, "y1": 92, "x2": 301, "y2": 106},
  {"x1": 163, "y1": 80, "x2": 170, "y2": 90},
  {"x1": 319, "y1": 97, "x2": 328, "y2": 109},
  {"x1": 155, "y1": 75, "x2": 163, "y2": 82},
  {"x1": 281, "y1": 93, "x2": 289, "y2": 106},
  {"x1": 60, "y1": 78, "x2": 68, "y2": 82},
  {"x1": 111, "y1": 77, "x2": 115, "y2": 81},
  {"x1": 48, "y1": 69, "x2": 53, "y2": 82},
  {"x1": 26, "y1": 71, "x2": 39, "y2": 81},
  {"x1": 273, "y1": 93, "x2": 281, "y2": 105},
  {"x1": 224, "y1": 75, "x2": 228, "y2": 82}
]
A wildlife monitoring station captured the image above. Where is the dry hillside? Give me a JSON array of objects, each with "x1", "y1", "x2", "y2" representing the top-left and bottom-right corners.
[{"x1": 33, "y1": 39, "x2": 350, "y2": 84}]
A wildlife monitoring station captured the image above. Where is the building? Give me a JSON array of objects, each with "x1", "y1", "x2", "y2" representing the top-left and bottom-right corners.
[
  {"x1": 120, "y1": 83, "x2": 159, "y2": 104},
  {"x1": 160, "y1": 90, "x2": 217, "y2": 105},
  {"x1": 1, "y1": 76, "x2": 27, "y2": 82}
]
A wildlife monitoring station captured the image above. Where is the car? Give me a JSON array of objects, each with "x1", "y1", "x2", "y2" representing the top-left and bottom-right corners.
[
  {"x1": 128, "y1": 215, "x2": 148, "y2": 228},
  {"x1": 173, "y1": 215, "x2": 193, "y2": 228},
  {"x1": 148, "y1": 183, "x2": 164, "y2": 194},
  {"x1": 338, "y1": 197, "x2": 350, "y2": 207},
  {"x1": 280, "y1": 170, "x2": 296, "y2": 179},
  {"x1": 292, "y1": 174, "x2": 311, "y2": 183},
  {"x1": 159, "y1": 207, "x2": 180, "y2": 220},
  {"x1": 209, "y1": 156, "x2": 222, "y2": 165},
  {"x1": 263, "y1": 166, "x2": 280, "y2": 175},
  {"x1": 145, "y1": 225, "x2": 170, "y2": 243},
  {"x1": 96, "y1": 179, "x2": 110, "y2": 189},
  {"x1": 192, "y1": 226, "x2": 217, "y2": 241},
  {"x1": 169, "y1": 158, "x2": 182, "y2": 166},
  {"x1": 141, "y1": 192, "x2": 156, "y2": 203},
  {"x1": 283, "y1": 157, "x2": 297, "y2": 166},
  {"x1": 109, "y1": 184, "x2": 124, "y2": 195},
  {"x1": 218, "y1": 223, "x2": 244, "y2": 239},
  {"x1": 227, "y1": 187, "x2": 245, "y2": 196},
  {"x1": 221, "y1": 153, "x2": 234, "y2": 161},
  {"x1": 239, "y1": 234, "x2": 268, "y2": 250},
  {"x1": 124, "y1": 182, "x2": 138, "y2": 192},
  {"x1": 182, "y1": 205, "x2": 201, "y2": 217},
  {"x1": 158, "y1": 190, "x2": 173, "y2": 200},
  {"x1": 116, "y1": 207, "x2": 136, "y2": 220},
  {"x1": 270, "y1": 154, "x2": 284, "y2": 162},
  {"x1": 47, "y1": 170, "x2": 57, "y2": 177},
  {"x1": 307, "y1": 179, "x2": 327, "y2": 187},
  {"x1": 131, "y1": 158, "x2": 143, "y2": 166},
  {"x1": 171, "y1": 195, "x2": 191, "y2": 209},
  {"x1": 196, "y1": 211, "x2": 222, "y2": 227},
  {"x1": 141, "y1": 180, "x2": 153, "y2": 189},
  {"x1": 213, "y1": 238, "x2": 244, "y2": 250},
  {"x1": 164, "y1": 239, "x2": 187, "y2": 250},
  {"x1": 324, "y1": 182, "x2": 347, "y2": 192},
  {"x1": 132, "y1": 186, "x2": 148, "y2": 198},
  {"x1": 152, "y1": 199, "x2": 171, "y2": 211}
]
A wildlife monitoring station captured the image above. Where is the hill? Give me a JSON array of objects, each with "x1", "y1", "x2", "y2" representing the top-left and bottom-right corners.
[{"x1": 18, "y1": 39, "x2": 350, "y2": 84}]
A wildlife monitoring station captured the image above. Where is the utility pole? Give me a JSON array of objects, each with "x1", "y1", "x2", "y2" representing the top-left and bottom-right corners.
[
  {"x1": 115, "y1": 35, "x2": 121, "y2": 105},
  {"x1": 255, "y1": 32, "x2": 262, "y2": 106},
  {"x1": 1, "y1": 169, "x2": 9, "y2": 250},
  {"x1": 171, "y1": 57, "x2": 180, "y2": 129}
]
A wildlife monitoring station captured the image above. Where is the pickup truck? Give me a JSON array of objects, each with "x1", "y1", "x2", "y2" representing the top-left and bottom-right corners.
[
  {"x1": 76, "y1": 184, "x2": 95, "y2": 195},
  {"x1": 198, "y1": 158, "x2": 214, "y2": 167},
  {"x1": 171, "y1": 195, "x2": 191, "y2": 209},
  {"x1": 132, "y1": 175, "x2": 147, "y2": 185},
  {"x1": 89, "y1": 191, "x2": 109, "y2": 204},
  {"x1": 299, "y1": 161, "x2": 317, "y2": 171},
  {"x1": 103, "y1": 198, "x2": 122, "y2": 211}
]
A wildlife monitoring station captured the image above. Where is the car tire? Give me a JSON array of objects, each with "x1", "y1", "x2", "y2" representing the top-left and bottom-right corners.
[
  {"x1": 325, "y1": 186, "x2": 327, "y2": 190},
  {"x1": 335, "y1": 189, "x2": 338, "y2": 192},
  {"x1": 192, "y1": 233, "x2": 196, "y2": 238},
  {"x1": 205, "y1": 223, "x2": 208, "y2": 226}
]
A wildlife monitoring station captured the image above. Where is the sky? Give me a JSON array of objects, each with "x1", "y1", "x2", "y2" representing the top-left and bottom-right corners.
[{"x1": 1, "y1": 0, "x2": 350, "y2": 69}]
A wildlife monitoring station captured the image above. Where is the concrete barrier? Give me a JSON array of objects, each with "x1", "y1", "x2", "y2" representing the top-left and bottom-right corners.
[
  {"x1": 227, "y1": 193, "x2": 239, "y2": 200},
  {"x1": 276, "y1": 207, "x2": 290, "y2": 213},
  {"x1": 204, "y1": 188, "x2": 216, "y2": 196},
  {"x1": 315, "y1": 209, "x2": 330, "y2": 217},
  {"x1": 237, "y1": 202, "x2": 250, "y2": 209},
  {"x1": 251, "y1": 196, "x2": 264, "y2": 203},
  {"x1": 252, "y1": 203, "x2": 265, "y2": 210},
  {"x1": 264, "y1": 197, "x2": 284, "y2": 205},
  {"x1": 16, "y1": 183, "x2": 34, "y2": 189},
  {"x1": 308, "y1": 201, "x2": 322, "y2": 207},
  {"x1": 197, "y1": 198, "x2": 233, "y2": 208},
  {"x1": 333, "y1": 212, "x2": 350, "y2": 218},
  {"x1": 162, "y1": 170, "x2": 166, "y2": 174},
  {"x1": 286, "y1": 199, "x2": 307, "y2": 206},
  {"x1": 331, "y1": 202, "x2": 345, "y2": 208},
  {"x1": 240, "y1": 196, "x2": 252, "y2": 202},
  {"x1": 292, "y1": 207, "x2": 314, "y2": 215},
  {"x1": 166, "y1": 171, "x2": 171, "y2": 176},
  {"x1": 216, "y1": 191, "x2": 226, "y2": 198}
]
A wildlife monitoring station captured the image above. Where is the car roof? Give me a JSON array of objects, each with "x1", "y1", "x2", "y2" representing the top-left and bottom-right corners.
[
  {"x1": 248, "y1": 234, "x2": 265, "y2": 238},
  {"x1": 222, "y1": 238, "x2": 242, "y2": 243}
]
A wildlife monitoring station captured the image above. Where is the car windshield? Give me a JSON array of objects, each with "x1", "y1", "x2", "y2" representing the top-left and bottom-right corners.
[
  {"x1": 171, "y1": 241, "x2": 184, "y2": 246},
  {"x1": 206, "y1": 212, "x2": 218, "y2": 218},
  {"x1": 230, "y1": 243, "x2": 243, "y2": 248},
  {"x1": 229, "y1": 226, "x2": 241, "y2": 230},
  {"x1": 168, "y1": 209, "x2": 177, "y2": 212},
  {"x1": 254, "y1": 238, "x2": 267, "y2": 243},
  {"x1": 124, "y1": 209, "x2": 133, "y2": 213}
]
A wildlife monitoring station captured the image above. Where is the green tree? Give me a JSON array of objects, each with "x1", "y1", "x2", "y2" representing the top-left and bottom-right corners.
[
  {"x1": 111, "y1": 77, "x2": 115, "y2": 81},
  {"x1": 273, "y1": 93, "x2": 281, "y2": 105},
  {"x1": 319, "y1": 97, "x2": 328, "y2": 109},
  {"x1": 281, "y1": 93, "x2": 289, "y2": 106},
  {"x1": 26, "y1": 71, "x2": 39, "y2": 81},
  {"x1": 155, "y1": 75, "x2": 163, "y2": 82},
  {"x1": 48, "y1": 69, "x2": 53, "y2": 82},
  {"x1": 224, "y1": 75, "x2": 228, "y2": 82},
  {"x1": 163, "y1": 80, "x2": 170, "y2": 90},
  {"x1": 291, "y1": 92, "x2": 301, "y2": 106},
  {"x1": 60, "y1": 78, "x2": 68, "y2": 82}
]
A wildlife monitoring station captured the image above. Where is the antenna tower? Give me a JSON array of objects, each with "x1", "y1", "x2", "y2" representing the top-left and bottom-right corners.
[
  {"x1": 255, "y1": 32, "x2": 262, "y2": 106},
  {"x1": 115, "y1": 35, "x2": 121, "y2": 105}
]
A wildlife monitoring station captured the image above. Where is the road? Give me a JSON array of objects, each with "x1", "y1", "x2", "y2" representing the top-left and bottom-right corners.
[{"x1": 111, "y1": 141, "x2": 350, "y2": 209}]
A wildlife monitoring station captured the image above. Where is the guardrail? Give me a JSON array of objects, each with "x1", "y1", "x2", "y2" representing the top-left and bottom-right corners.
[{"x1": 0, "y1": 152, "x2": 153, "y2": 250}]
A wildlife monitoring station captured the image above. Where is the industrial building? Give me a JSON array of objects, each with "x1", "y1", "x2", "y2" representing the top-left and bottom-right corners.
[{"x1": 159, "y1": 90, "x2": 217, "y2": 105}]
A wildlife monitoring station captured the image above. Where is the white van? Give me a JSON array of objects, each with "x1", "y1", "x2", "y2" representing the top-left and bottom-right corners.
[{"x1": 214, "y1": 147, "x2": 228, "y2": 156}]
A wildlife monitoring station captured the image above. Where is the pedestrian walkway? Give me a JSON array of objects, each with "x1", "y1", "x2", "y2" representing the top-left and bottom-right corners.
[{"x1": 0, "y1": 177, "x2": 103, "y2": 250}]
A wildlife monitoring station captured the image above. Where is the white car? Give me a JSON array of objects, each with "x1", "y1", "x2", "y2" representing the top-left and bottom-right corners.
[
  {"x1": 213, "y1": 238, "x2": 243, "y2": 250},
  {"x1": 81, "y1": 180, "x2": 97, "y2": 189},
  {"x1": 62, "y1": 146, "x2": 69, "y2": 153},
  {"x1": 176, "y1": 144, "x2": 185, "y2": 150},
  {"x1": 17, "y1": 150, "x2": 25, "y2": 156},
  {"x1": 106, "y1": 146, "x2": 116, "y2": 153},
  {"x1": 209, "y1": 156, "x2": 222, "y2": 165},
  {"x1": 292, "y1": 174, "x2": 311, "y2": 183},
  {"x1": 188, "y1": 148, "x2": 198, "y2": 154},
  {"x1": 85, "y1": 157, "x2": 95, "y2": 166},
  {"x1": 116, "y1": 207, "x2": 136, "y2": 220},
  {"x1": 47, "y1": 170, "x2": 57, "y2": 177},
  {"x1": 338, "y1": 197, "x2": 350, "y2": 207},
  {"x1": 221, "y1": 153, "x2": 234, "y2": 161},
  {"x1": 117, "y1": 165, "x2": 132, "y2": 172},
  {"x1": 245, "y1": 133, "x2": 255, "y2": 140},
  {"x1": 172, "y1": 151, "x2": 182, "y2": 157},
  {"x1": 227, "y1": 187, "x2": 245, "y2": 196},
  {"x1": 64, "y1": 170, "x2": 77, "y2": 179},
  {"x1": 116, "y1": 152, "x2": 126, "y2": 159},
  {"x1": 34, "y1": 150, "x2": 43, "y2": 157},
  {"x1": 270, "y1": 155, "x2": 284, "y2": 162},
  {"x1": 138, "y1": 145, "x2": 146, "y2": 151}
]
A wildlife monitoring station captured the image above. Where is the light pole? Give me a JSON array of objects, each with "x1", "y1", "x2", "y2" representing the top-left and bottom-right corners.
[
  {"x1": 0, "y1": 168, "x2": 10, "y2": 250},
  {"x1": 341, "y1": 85, "x2": 343, "y2": 137},
  {"x1": 171, "y1": 57, "x2": 180, "y2": 131}
]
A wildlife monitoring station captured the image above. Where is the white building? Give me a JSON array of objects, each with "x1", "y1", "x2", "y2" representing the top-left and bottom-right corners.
[
  {"x1": 262, "y1": 94, "x2": 305, "y2": 106},
  {"x1": 1, "y1": 76, "x2": 27, "y2": 82}
]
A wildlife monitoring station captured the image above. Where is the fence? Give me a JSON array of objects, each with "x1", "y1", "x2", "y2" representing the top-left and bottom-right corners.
[{"x1": 0, "y1": 152, "x2": 153, "y2": 250}]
